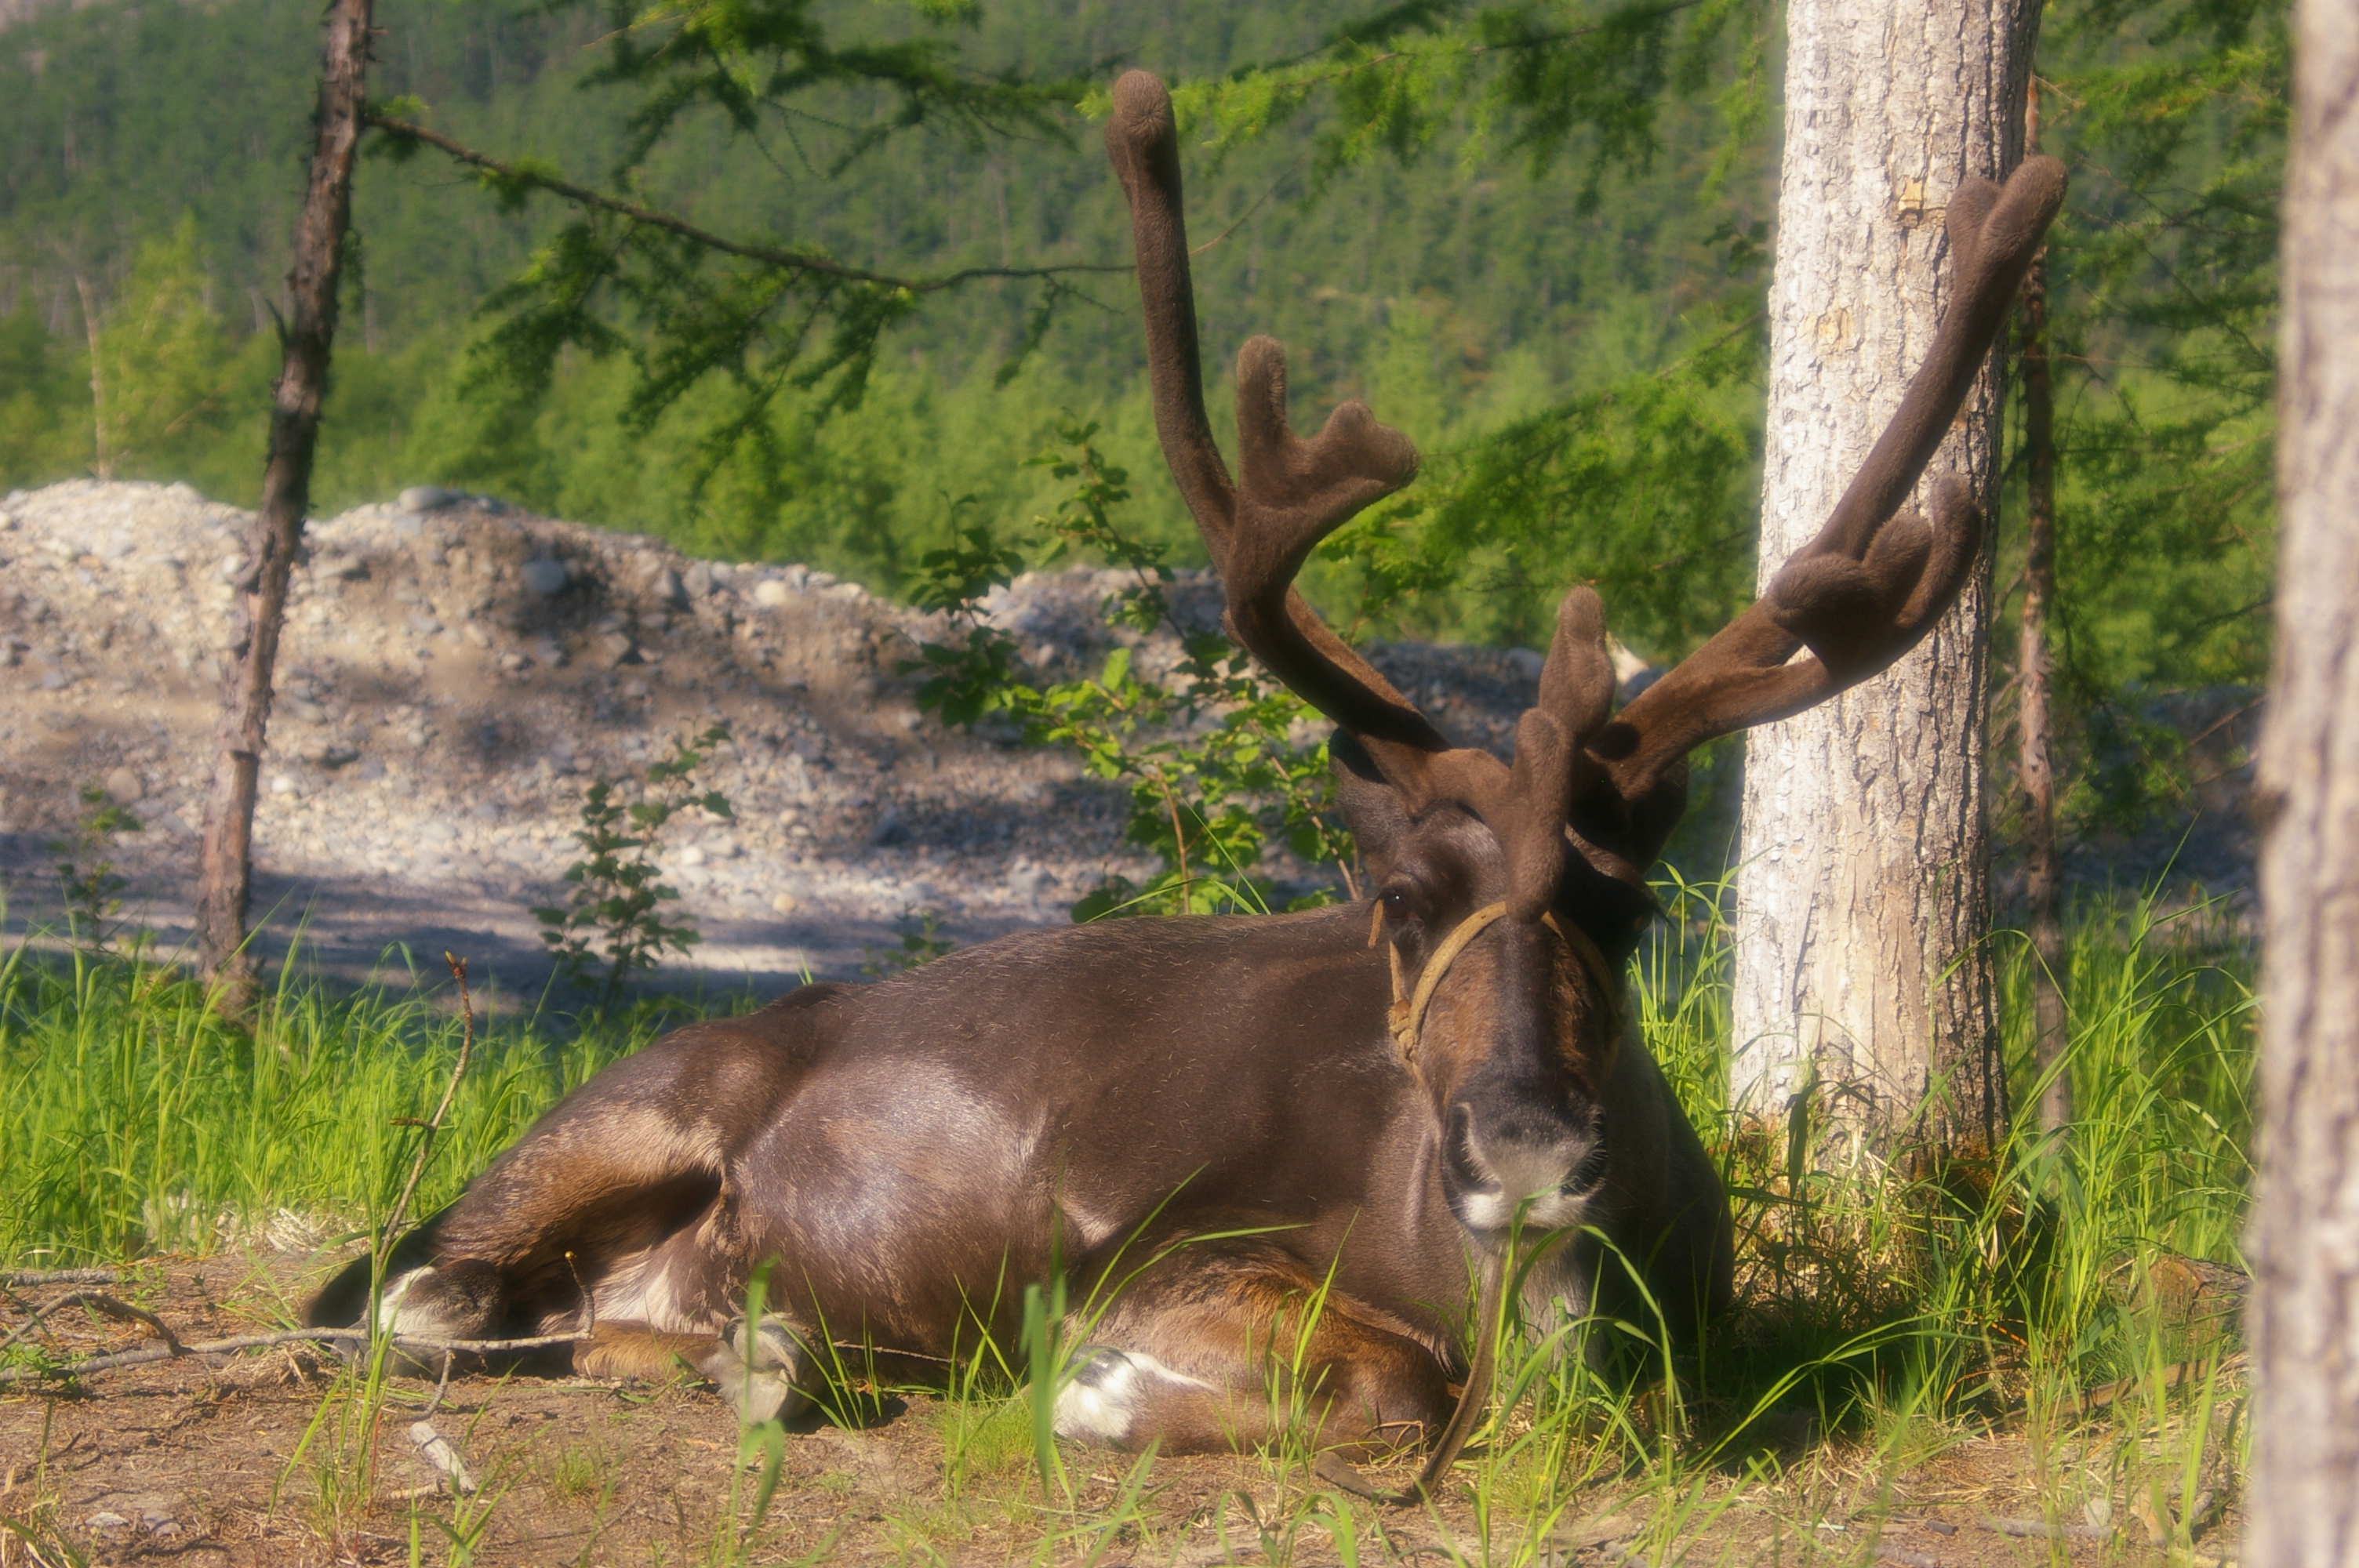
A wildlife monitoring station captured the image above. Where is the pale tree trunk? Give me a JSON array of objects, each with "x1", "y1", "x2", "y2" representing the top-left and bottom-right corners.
[
  {"x1": 2245, "y1": 0, "x2": 2359, "y2": 1555},
  {"x1": 194, "y1": 0, "x2": 374, "y2": 1006},
  {"x1": 2016, "y1": 82, "x2": 2072, "y2": 1136},
  {"x1": 1731, "y1": 0, "x2": 2037, "y2": 1160}
]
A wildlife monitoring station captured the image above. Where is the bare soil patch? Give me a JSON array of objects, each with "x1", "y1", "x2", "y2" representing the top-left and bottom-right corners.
[{"x1": 0, "y1": 1258, "x2": 2237, "y2": 1566}]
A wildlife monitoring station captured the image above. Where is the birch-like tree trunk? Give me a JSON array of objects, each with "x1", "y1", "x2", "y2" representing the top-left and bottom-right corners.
[
  {"x1": 2245, "y1": 0, "x2": 2359, "y2": 1554},
  {"x1": 1730, "y1": 0, "x2": 2037, "y2": 1159},
  {"x1": 194, "y1": 0, "x2": 373, "y2": 1006}
]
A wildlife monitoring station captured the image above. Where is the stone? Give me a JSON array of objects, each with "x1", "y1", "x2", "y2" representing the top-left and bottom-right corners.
[
  {"x1": 86, "y1": 1512, "x2": 131, "y2": 1530},
  {"x1": 771, "y1": 891, "x2": 799, "y2": 914},
  {"x1": 684, "y1": 561, "x2": 715, "y2": 598},
  {"x1": 463, "y1": 622, "x2": 492, "y2": 648},
  {"x1": 103, "y1": 766, "x2": 143, "y2": 804},
  {"x1": 597, "y1": 631, "x2": 636, "y2": 668},
  {"x1": 521, "y1": 557, "x2": 569, "y2": 597},
  {"x1": 533, "y1": 637, "x2": 569, "y2": 667},
  {"x1": 500, "y1": 652, "x2": 529, "y2": 671},
  {"x1": 652, "y1": 566, "x2": 687, "y2": 607},
  {"x1": 398, "y1": 485, "x2": 460, "y2": 512},
  {"x1": 357, "y1": 757, "x2": 387, "y2": 782},
  {"x1": 676, "y1": 844, "x2": 707, "y2": 867},
  {"x1": 753, "y1": 579, "x2": 791, "y2": 608},
  {"x1": 288, "y1": 699, "x2": 328, "y2": 724},
  {"x1": 268, "y1": 775, "x2": 295, "y2": 795}
]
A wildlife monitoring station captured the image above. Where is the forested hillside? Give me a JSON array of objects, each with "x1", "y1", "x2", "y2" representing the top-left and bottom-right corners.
[
  {"x1": 0, "y1": 0, "x2": 1765, "y2": 640},
  {"x1": 0, "y1": 0, "x2": 2286, "y2": 855}
]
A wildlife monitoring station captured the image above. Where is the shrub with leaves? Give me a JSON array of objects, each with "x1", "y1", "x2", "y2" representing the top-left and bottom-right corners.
[
  {"x1": 904, "y1": 420, "x2": 1357, "y2": 920},
  {"x1": 535, "y1": 725, "x2": 734, "y2": 1011},
  {"x1": 54, "y1": 784, "x2": 143, "y2": 953}
]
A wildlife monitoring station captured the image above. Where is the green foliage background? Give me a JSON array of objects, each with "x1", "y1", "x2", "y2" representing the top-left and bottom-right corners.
[{"x1": 0, "y1": 0, "x2": 2285, "y2": 840}]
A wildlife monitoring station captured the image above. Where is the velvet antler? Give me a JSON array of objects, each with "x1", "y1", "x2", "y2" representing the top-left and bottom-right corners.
[
  {"x1": 1599, "y1": 158, "x2": 2070, "y2": 820},
  {"x1": 1106, "y1": 72, "x2": 1449, "y2": 787},
  {"x1": 1106, "y1": 70, "x2": 1623, "y2": 913}
]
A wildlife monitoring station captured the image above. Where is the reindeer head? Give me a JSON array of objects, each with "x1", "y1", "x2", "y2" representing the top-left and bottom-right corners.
[{"x1": 1106, "y1": 71, "x2": 2063, "y2": 1239}]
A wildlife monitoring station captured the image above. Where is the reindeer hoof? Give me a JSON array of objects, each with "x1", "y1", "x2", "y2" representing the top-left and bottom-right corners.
[{"x1": 698, "y1": 1316, "x2": 811, "y2": 1425}]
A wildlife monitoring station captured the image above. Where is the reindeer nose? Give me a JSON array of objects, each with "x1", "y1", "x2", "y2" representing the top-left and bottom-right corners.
[
  {"x1": 1465, "y1": 1120, "x2": 1595, "y2": 1200},
  {"x1": 1448, "y1": 1103, "x2": 1608, "y2": 1222}
]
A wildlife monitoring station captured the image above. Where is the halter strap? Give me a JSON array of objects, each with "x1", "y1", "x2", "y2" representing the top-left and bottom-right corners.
[{"x1": 1369, "y1": 899, "x2": 1625, "y2": 1066}]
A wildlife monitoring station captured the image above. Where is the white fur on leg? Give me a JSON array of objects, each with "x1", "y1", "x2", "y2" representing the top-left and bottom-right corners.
[
  {"x1": 373, "y1": 1266, "x2": 431, "y2": 1333},
  {"x1": 1052, "y1": 1347, "x2": 1216, "y2": 1446}
]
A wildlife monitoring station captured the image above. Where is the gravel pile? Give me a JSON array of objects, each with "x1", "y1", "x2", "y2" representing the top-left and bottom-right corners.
[{"x1": 0, "y1": 481, "x2": 1547, "y2": 995}]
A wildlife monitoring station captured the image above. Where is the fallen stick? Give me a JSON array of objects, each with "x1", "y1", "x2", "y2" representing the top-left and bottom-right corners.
[
  {"x1": 0, "y1": 1327, "x2": 587, "y2": 1385},
  {"x1": 0, "y1": 1269, "x2": 122, "y2": 1288},
  {"x1": 0, "y1": 1291, "x2": 181, "y2": 1359},
  {"x1": 1980, "y1": 1515, "x2": 2111, "y2": 1545},
  {"x1": 1874, "y1": 1545, "x2": 1946, "y2": 1568}
]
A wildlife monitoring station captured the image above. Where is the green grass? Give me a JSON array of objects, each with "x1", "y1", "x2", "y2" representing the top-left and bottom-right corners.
[{"x1": 0, "y1": 887, "x2": 2256, "y2": 1556}]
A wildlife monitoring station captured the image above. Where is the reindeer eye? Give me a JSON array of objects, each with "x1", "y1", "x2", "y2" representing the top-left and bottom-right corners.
[{"x1": 1380, "y1": 887, "x2": 1413, "y2": 922}]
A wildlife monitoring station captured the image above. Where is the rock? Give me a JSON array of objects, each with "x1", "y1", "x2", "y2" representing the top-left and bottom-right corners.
[
  {"x1": 652, "y1": 566, "x2": 687, "y2": 607},
  {"x1": 399, "y1": 485, "x2": 461, "y2": 512},
  {"x1": 753, "y1": 579, "x2": 791, "y2": 608},
  {"x1": 104, "y1": 765, "x2": 144, "y2": 804},
  {"x1": 521, "y1": 557, "x2": 569, "y2": 597},
  {"x1": 771, "y1": 891, "x2": 799, "y2": 914},
  {"x1": 288, "y1": 699, "x2": 328, "y2": 724},
  {"x1": 684, "y1": 561, "x2": 714, "y2": 598},
  {"x1": 86, "y1": 1512, "x2": 131, "y2": 1530},
  {"x1": 356, "y1": 757, "x2": 387, "y2": 782},
  {"x1": 500, "y1": 652, "x2": 529, "y2": 671},
  {"x1": 597, "y1": 631, "x2": 636, "y2": 668},
  {"x1": 676, "y1": 844, "x2": 707, "y2": 867},
  {"x1": 533, "y1": 637, "x2": 569, "y2": 667},
  {"x1": 463, "y1": 622, "x2": 492, "y2": 648},
  {"x1": 268, "y1": 775, "x2": 295, "y2": 795}
]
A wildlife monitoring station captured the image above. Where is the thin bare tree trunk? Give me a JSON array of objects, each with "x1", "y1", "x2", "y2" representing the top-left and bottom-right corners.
[
  {"x1": 194, "y1": 0, "x2": 374, "y2": 1005},
  {"x1": 1730, "y1": 0, "x2": 2038, "y2": 1163},
  {"x1": 2245, "y1": 0, "x2": 2359, "y2": 1555},
  {"x1": 2016, "y1": 82, "x2": 2071, "y2": 1136},
  {"x1": 73, "y1": 274, "x2": 107, "y2": 482}
]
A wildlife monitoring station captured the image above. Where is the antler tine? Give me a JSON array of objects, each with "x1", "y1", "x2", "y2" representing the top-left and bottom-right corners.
[
  {"x1": 1105, "y1": 71, "x2": 1238, "y2": 551},
  {"x1": 1603, "y1": 155, "x2": 2067, "y2": 807},
  {"x1": 1107, "y1": 71, "x2": 1450, "y2": 764},
  {"x1": 1499, "y1": 587, "x2": 1615, "y2": 920}
]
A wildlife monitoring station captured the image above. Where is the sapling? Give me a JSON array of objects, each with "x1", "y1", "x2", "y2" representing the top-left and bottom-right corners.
[
  {"x1": 54, "y1": 783, "x2": 143, "y2": 953},
  {"x1": 535, "y1": 725, "x2": 733, "y2": 1012}
]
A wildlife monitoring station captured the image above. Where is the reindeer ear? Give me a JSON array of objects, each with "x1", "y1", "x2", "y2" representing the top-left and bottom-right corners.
[{"x1": 1331, "y1": 732, "x2": 1415, "y2": 874}]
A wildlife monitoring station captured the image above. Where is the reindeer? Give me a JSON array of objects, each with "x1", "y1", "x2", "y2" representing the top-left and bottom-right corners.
[{"x1": 310, "y1": 74, "x2": 2063, "y2": 1480}]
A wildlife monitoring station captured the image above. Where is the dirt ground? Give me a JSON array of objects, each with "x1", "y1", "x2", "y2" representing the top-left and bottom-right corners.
[{"x1": 0, "y1": 1257, "x2": 2243, "y2": 1568}]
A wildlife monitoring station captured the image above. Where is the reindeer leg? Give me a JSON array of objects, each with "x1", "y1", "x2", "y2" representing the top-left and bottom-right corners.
[{"x1": 1055, "y1": 1246, "x2": 1452, "y2": 1457}]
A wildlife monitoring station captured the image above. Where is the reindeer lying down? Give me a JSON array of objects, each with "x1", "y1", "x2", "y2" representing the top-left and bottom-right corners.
[{"x1": 309, "y1": 74, "x2": 2063, "y2": 1467}]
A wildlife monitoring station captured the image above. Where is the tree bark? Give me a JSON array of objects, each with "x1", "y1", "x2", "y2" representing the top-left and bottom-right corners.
[
  {"x1": 2245, "y1": 0, "x2": 2359, "y2": 1555},
  {"x1": 194, "y1": 0, "x2": 374, "y2": 1005},
  {"x1": 1730, "y1": 0, "x2": 2037, "y2": 1161},
  {"x1": 2016, "y1": 82, "x2": 2071, "y2": 1136}
]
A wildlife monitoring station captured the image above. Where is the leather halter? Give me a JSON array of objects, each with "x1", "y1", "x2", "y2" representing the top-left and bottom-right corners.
[{"x1": 1369, "y1": 898, "x2": 1625, "y2": 1066}]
